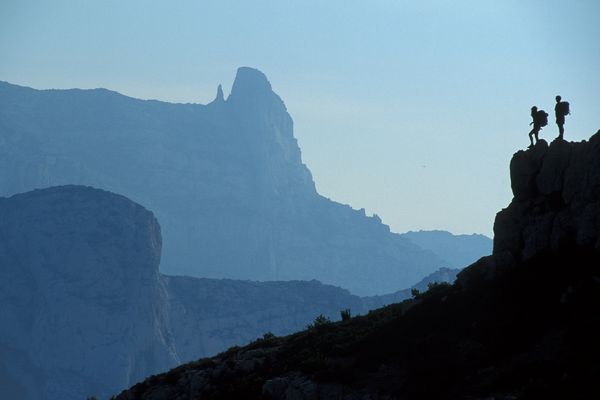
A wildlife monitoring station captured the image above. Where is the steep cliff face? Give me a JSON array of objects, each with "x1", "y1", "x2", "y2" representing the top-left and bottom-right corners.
[
  {"x1": 0, "y1": 68, "x2": 444, "y2": 295},
  {"x1": 115, "y1": 133, "x2": 600, "y2": 400},
  {"x1": 0, "y1": 186, "x2": 178, "y2": 400}
]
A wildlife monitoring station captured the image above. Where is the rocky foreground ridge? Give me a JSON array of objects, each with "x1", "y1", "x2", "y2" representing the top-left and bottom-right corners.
[{"x1": 115, "y1": 134, "x2": 600, "y2": 400}]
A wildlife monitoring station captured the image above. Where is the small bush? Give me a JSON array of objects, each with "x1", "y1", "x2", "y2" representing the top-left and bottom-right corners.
[
  {"x1": 307, "y1": 314, "x2": 331, "y2": 329},
  {"x1": 411, "y1": 288, "x2": 421, "y2": 298},
  {"x1": 340, "y1": 308, "x2": 351, "y2": 321},
  {"x1": 426, "y1": 281, "x2": 452, "y2": 293},
  {"x1": 249, "y1": 332, "x2": 278, "y2": 348}
]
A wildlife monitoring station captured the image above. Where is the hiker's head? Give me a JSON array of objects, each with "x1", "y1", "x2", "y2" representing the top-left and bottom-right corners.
[
  {"x1": 556, "y1": 95, "x2": 561, "y2": 102},
  {"x1": 531, "y1": 106, "x2": 538, "y2": 112}
]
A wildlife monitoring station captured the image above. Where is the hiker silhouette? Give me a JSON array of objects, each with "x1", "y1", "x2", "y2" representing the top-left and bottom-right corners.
[
  {"x1": 528, "y1": 106, "x2": 547, "y2": 147},
  {"x1": 555, "y1": 95, "x2": 570, "y2": 140}
]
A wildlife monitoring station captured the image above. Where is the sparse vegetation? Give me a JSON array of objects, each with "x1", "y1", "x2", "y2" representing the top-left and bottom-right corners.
[
  {"x1": 307, "y1": 314, "x2": 331, "y2": 329},
  {"x1": 426, "y1": 281, "x2": 451, "y2": 291},
  {"x1": 248, "y1": 332, "x2": 277, "y2": 348},
  {"x1": 340, "y1": 308, "x2": 351, "y2": 321}
]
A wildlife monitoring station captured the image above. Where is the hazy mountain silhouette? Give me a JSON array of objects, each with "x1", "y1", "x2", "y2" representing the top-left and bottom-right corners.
[
  {"x1": 0, "y1": 68, "x2": 460, "y2": 295},
  {"x1": 0, "y1": 185, "x2": 457, "y2": 400},
  {"x1": 399, "y1": 230, "x2": 492, "y2": 269},
  {"x1": 115, "y1": 132, "x2": 600, "y2": 400}
]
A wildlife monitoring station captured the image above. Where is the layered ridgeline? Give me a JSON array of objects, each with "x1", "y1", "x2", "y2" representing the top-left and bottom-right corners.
[
  {"x1": 116, "y1": 134, "x2": 600, "y2": 400},
  {"x1": 0, "y1": 185, "x2": 451, "y2": 400},
  {"x1": 0, "y1": 68, "x2": 448, "y2": 295},
  {"x1": 399, "y1": 230, "x2": 492, "y2": 269}
]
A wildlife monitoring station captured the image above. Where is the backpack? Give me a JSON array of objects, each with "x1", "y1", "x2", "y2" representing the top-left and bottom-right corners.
[
  {"x1": 559, "y1": 101, "x2": 570, "y2": 116},
  {"x1": 536, "y1": 110, "x2": 548, "y2": 127}
]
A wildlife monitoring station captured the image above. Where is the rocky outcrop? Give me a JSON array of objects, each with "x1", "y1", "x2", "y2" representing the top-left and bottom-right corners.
[
  {"x1": 0, "y1": 69, "x2": 446, "y2": 295},
  {"x1": 496, "y1": 134, "x2": 600, "y2": 258},
  {"x1": 0, "y1": 186, "x2": 178, "y2": 400},
  {"x1": 459, "y1": 133, "x2": 600, "y2": 287}
]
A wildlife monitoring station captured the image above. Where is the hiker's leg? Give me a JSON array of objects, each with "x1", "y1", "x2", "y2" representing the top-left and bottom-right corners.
[
  {"x1": 559, "y1": 124, "x2": 564, "y2": 139},
  {"x1": 529, "y1": 131, "x2": 534, "y2": 146}
]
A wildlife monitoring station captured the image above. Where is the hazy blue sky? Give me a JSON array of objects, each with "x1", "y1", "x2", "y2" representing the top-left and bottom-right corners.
[{"x1": 2, "y1": 1, "x2": 599, "y2": 236}]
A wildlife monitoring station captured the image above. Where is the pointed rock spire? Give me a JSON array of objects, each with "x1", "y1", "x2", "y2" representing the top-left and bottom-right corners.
[{"x1": 214, "y1": 84, "x2": 224, "y2": 103}]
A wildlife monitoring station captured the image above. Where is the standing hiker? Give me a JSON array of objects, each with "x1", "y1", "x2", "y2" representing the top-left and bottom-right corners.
[{"x1": 554, "y1": 95, "x2": 570, "y2": 140}]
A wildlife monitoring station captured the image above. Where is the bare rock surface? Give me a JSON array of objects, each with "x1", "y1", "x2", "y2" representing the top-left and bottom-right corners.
[
  {"x1": 500, "y1": 134, "x2": 600, "y2": 258},
  {"x1": 0, "y1": 185, "x2": 178, "y2": 400}
]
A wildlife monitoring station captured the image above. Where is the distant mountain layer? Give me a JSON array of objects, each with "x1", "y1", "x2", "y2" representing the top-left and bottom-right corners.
[
  {"x1": 115, "y1": 134, "x2": 600, "y2": 400},
  {"x1": 0, "y1": 185, "x2": 454, "y2": 400},
  {"x1": 399, "y1": 230, "x2": 492, "y2": 268},
  {"x1": 0, "y1": 68, "x2": 449, "y2": 295}
]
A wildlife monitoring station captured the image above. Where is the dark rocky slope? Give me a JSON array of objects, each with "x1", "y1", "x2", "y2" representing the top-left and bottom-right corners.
[
  {"x1": 0, "y1": 69, "x2": 447, "y2": 295},
  {"x1": 115, "y1": 134, "x2": 600, "y2": 400}
]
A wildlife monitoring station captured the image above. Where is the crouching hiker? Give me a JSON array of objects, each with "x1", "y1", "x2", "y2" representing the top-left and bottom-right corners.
[{"x1": 529, "y1": 106, "x2": 548, "y2": 148}]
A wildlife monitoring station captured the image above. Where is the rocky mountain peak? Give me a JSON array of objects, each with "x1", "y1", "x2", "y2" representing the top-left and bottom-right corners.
[
  {"x1": 226, "y1": 66, "x2": 288, "y2": 120},
  {"x1": 213, "y1": 84, "x2": 224, "y2": 103},
  {"x1": 228, "y1": 66, "x2": 273, "y2": 101}
]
